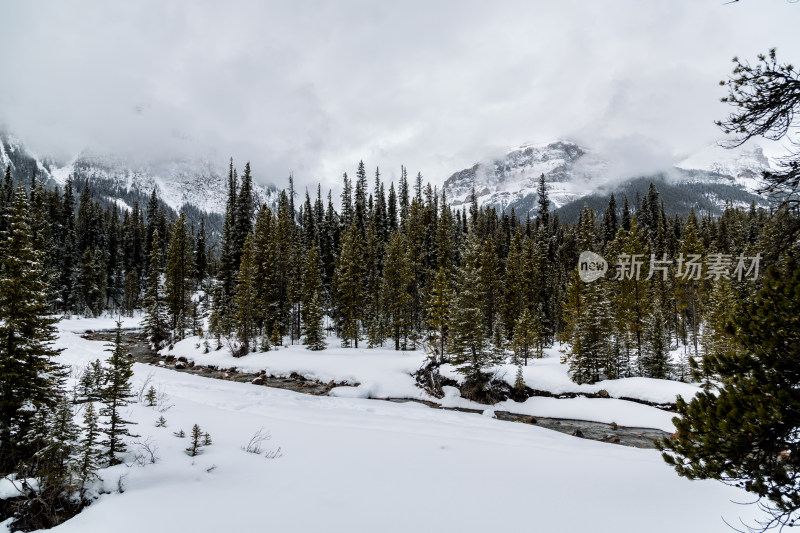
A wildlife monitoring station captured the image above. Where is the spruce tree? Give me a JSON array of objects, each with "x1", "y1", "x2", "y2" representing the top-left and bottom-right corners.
[
  {"x1": 100, "y1": 323, "x2": 135, "y2": 465},
  {"x1": 383, "y1": 231, "x2": 413, "y2": 350},
  {"x1": 536, "y1": 173, "x2": 550, "y2": 227},
  {"x1": 77, "y1": 402, "x2": 102, "y2": 494},
  {"x1": 302, "y1": 244, "x2": 326, "y2": 350},
  {"x1": 0, "y1": 188, "x2": 64, "y2": 471},
  {"x1": 233, "y1": 233, "x2": 257, "y2": 354},
  {"x1": 641, "y1": 307, "x2": 671, "y2": 379},
  {"x1": 142, "y1": 229, "x2": 169, "y2": 350},
  {"x1": 512, "y1": 308, "x2": 542, "y2": 365},
  {"x1": 448, "y1": 235, "x2": 492, "y2": 383},
  {"x1": 165, "y1": 211, "x2": 194, "y2": 340},
  {"x1": 334, "y1": 223, "x2": 364, "y2": 347},
  {"x1": 426, "y1": 266, "x2": 451, "y2": 361},
  {"x1": 513, "y1": 365, "x2": 526, "y2": 395},
  {"x1": 27, "y1": 397, "x2": 80, "y2": 496}
]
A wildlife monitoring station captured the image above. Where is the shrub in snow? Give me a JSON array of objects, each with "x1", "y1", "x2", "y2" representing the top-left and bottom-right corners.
[{"x1": 186, "y1": 424, "x2": 210, "y2": 457}]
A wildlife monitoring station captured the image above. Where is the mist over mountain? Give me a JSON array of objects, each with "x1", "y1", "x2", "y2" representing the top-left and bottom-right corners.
[
  {"x1": 0, "y1": 130, "x2": 278, "y2": 216},
  {"x1": 442, "y1": 140, "x2": 776, "y2": 220}
]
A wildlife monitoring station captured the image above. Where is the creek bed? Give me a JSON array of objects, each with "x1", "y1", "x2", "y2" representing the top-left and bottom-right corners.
[{"x1": 81, "y1": 329, "x2": 671, "y2": 449}]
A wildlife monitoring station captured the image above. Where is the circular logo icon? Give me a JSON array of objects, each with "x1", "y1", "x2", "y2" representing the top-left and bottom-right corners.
[{"x1": 578, "y1": 251, "x2": 607, "y2": 282}]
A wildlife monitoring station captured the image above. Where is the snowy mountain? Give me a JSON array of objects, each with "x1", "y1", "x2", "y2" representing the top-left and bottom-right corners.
[
  {"x1": 443, "y1": 141, "x2": 607, "y2": 214},
  {"x1": 0, "y1": 131, "x2": 279, "y2": 215},
  {"x1": 443, "y1": 140, "x2": 776, "y2": 219}
]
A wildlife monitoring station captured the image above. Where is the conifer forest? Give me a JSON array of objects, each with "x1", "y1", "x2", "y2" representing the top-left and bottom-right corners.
[{"x1": 1, "y1": 2, "x2": 799, "y2": 533}]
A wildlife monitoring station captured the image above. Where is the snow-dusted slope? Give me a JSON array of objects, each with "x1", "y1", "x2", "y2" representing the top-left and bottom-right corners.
[
  {"x1": 676, "y1": 141, "x2": 780, "y2": 194},
  {"x1": 50, "y1": 153, "x2": 279, "y2": 214},
  {"x1": 443, "y1": 141, "x2": 607, "y2": 213},
  {"x1": 444, "y1": 140, "x2": 776, "y2": 216},
  {"x1": 0, "y1": 132, "x2": 278, "y2": 215}
]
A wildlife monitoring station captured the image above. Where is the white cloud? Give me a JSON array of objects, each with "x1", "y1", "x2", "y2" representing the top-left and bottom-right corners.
[{"x1": 1, "y1": 0, "x2": 798, "y2": 194}]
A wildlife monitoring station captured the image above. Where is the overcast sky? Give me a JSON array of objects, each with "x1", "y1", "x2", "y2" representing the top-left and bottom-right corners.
[{"x1": 1, "y1": 0, "x2": 799, "y2": 192}]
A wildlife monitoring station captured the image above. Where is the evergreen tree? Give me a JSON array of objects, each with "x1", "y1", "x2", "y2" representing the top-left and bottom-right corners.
[
  {"x1": 448, "y1": 235, "x2": 493, "y2": 383},
  {"x1": 142, "y1": 230, "x2": 169, "y2": 350},
  {"x1": 302, "y1": 244, "x2": 326, "y2": 350},
  {"x1": 426, "y1": 266, "x2": 451, "y2": 361},
  {"x1": 513, "y1": 365, "x2": 526, "y2": 394},
  {"x1": 0, "y1": 188, "x2": 64, "y2": 471},
  {"x1": 194, "y1": 216, "x2": 207, "y2": 286},
  {"x1": 165, "y1": 211, "x2": 194, "y2": 340},
  {"x1": 675, "y1": 209, "x2": 705, "y2": 356},
  {"x1": 641, "y1": 307, "x2": 671, "y2": 379},
  {"x1": 698, "y1": 275, "x2": 738, "y2": 387},
  {"x1": 77, "y1": 247, "x2": 107, "y2": 316},
  {"x1": 621, "y1": 196, "x2": 631, "y2": 231},
  {"x1": 122, "y1": 267, "x2": 139, "y2": 317},
  {"x1": 77, "y1": 402, "x2": 102, "y2": 494},
  {"x1": 234, "y1": 162, "x2": 255, "y2": 258},
  {"x1": 560, "y1": 206, "x2": 614, "y2": 384},
  {"x1": 659, "y1": 260, "x2": 800, "y2": 528},
  {"x1": 512, "y1": 308, "x2": 542, "y2": 365},
  {"x1": 233, "y1": 233, "x2": 257, "y2": 354},
  {"x1": 186, "y1": 424, "x2": 204, "y2": 457},
  {"x1": 100, "y1": 324, "x2": 135, "y2": 465},
  {"x1": 333, "y1": 223, "x2": 364, "y2": 347},
  {"x1": 536, "y1": 173, "x2": 550, "y2": 227},
  {"x1": 383, "y1": 232, "x2": 413, "y2": 350},
  {"x1": 27, "y1": 397, "x2": 80, "y2": 497}
]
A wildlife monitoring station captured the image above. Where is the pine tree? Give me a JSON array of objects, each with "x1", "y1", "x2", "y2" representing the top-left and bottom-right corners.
[
  {"x1": 383, "y1": 231, "x2": 413, "y2": 350},
  {"x1": 30, "y1": 397, "x2": 80, "y2": 495},
  {"x1": 659, "y1": 260, "x2": 800, "y2": 527},
  {"x1": 675, "y1": 209, "x2": 705, "y2": 356},
  {"x1": 608, "y1": 218, "x2": 651, "y2": 374},
  {"x1": 100, "y1": 324, "x2": 135, "y2": 465},
  {"x1": 0, "y1": 188, "x2": 65, "y2": 471},
  {"x1": 512, "y1": 308, "x2": 543, "y2": 365},
  {"x1": 536, "y1": 173, "x2": 550, "y2": 227},
  {"x1": 78, "y1": 247, "x2": 107, "y2": 316},
  {"x1": 234, "y1": 162, "x2": 255, "y2": 258},
  {"x1": 334, "y1": 223, "x2": 364, "y2": 347},
  {"x1": 77, "y1": 402, "x2": 102, "y2": 494},
  {"x1": 448, "y1": 235, "x2": 492, "y2": 383},
  {"x1": 302, "y1": 244, "x2": 326, "y2": 350},
  {"x1": 122, "y1": 267, "x2": 139, "y2": 317},
  {"x1": 641, "y1": 307, "x2": 671, "y2": 379},
  {"x1": 165, "y1": 211, "x2": 194, "y2": 340},
  {"x1": 233, "y1": 233, "x2": 257, "y2": 355},
  {"x1": 621, "y1": 196, "x2": 631, "y2": 231},
  {"x1": 560, "y1": 206, "x2": 614, "y2": 384},
  {"x1": 194, "y1": 216, "x2": 207, "y2": 285},
  {"x1": 426, "y1": 266, "x2": 451, "y2": 361},
  {"x1": 186, "y1": 424, "x2": 204, "y2": 457},
  {"x1": 513, "y1": 365, "x2": 526, "y2": 394},
  {"x1": 142, "y1": 230, "x2": 169, "y2": 350},
  {"x1": 144, "y1": 386, "x2": 157, "y2": 407}
]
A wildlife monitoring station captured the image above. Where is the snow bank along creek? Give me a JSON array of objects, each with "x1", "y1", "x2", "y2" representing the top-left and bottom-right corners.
[{"x1": 82, "y1": 328, "x2": 672, "y2": 449}]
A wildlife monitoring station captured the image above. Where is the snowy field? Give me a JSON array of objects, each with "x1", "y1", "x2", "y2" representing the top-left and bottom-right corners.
[
  {"x1": 159, "y1": 332, "x2": 700, "y2": 433},
  {"x1": 21, "y1": 317, "x2": 761, "y2": 533}
]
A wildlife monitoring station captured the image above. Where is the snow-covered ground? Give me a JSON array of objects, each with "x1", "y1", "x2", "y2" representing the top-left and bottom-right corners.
[
  {"x1": 159, "y1": 334, "x2": 700, "y2": 432},
  {"x1": 5, "y1": 316, "x2": 757, "y2": 533}
]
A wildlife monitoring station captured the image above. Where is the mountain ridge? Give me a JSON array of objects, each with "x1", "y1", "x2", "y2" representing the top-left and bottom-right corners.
[{"x1": 442, "y1": 139, "x2": 776, "y2": 219}]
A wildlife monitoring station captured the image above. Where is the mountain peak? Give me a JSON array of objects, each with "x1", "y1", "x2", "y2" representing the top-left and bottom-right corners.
[{"x1": 442, "y1": 139, "x2": 772, "y2": 218}]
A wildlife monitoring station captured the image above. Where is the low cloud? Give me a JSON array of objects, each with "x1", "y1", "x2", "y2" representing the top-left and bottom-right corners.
[{"x1": 1, "y1": 1, "x2": 799, "y2": 195}]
